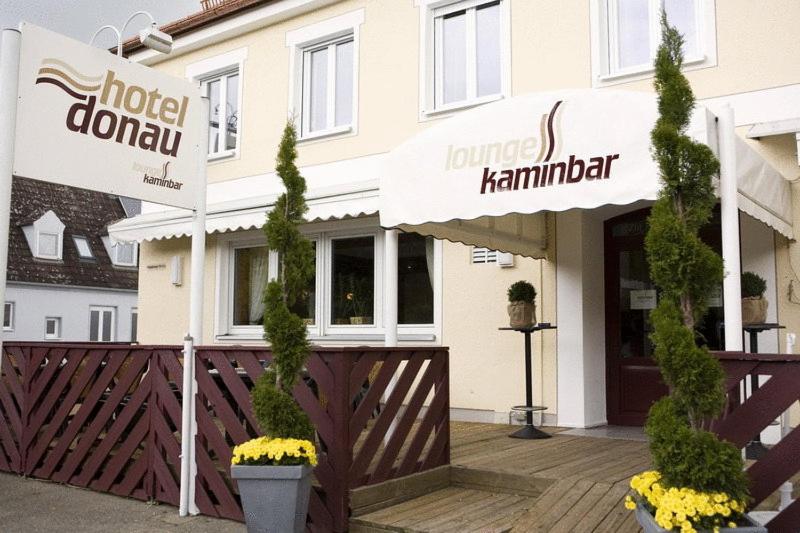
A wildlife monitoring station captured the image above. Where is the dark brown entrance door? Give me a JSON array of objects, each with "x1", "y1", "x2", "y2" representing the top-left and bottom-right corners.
[{"x1": 605, "y1": 208, "x2": 724, "y2": 426}]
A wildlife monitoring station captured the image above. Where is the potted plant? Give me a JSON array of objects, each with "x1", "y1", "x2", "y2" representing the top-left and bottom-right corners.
[
  {"x1": 741, "y1": 272, "x2": 767, "y2": 325},
  {"x1": 230, "y1": 121, "x2": 317, "y2": 533},
  {"x1": 627, "y1": 16, "x2": 764, "y2": 533},
  {"x1": 345, "y1": 274, "x2": 373, "y2": 324},
  {"x1": 507, "y1": 280, "x2": 536, "y2": 328}
]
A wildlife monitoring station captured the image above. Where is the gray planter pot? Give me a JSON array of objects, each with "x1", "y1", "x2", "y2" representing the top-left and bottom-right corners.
[
  {"x1": 634, "y1": 503, "x2": 766, "y2": 533},
  {"x1": 231, "y1": 464, "x2": 313, "y2": 533}
]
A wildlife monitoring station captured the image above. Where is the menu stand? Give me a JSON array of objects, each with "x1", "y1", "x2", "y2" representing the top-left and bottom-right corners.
[{"x1": 499, "y1": 323, "x2": 557, "y2": 439}]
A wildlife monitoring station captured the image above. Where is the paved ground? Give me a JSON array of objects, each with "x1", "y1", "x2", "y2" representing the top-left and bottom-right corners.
[{"x1": 0, "y1": 472, "x2": 245, "y2": 533}]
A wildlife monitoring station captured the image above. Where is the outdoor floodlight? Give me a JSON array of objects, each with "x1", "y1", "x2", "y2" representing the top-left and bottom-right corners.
[{"x1": 138, "y1": 25, "x2": 173, "y2": 55}]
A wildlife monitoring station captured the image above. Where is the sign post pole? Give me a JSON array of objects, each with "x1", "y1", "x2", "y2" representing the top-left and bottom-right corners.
[
  {"x1": 179, "y1": 96, "x2": 209, "y2": 516},
  {"x1": 0, "y1": 29, "x2": 22, "y2": 367}
]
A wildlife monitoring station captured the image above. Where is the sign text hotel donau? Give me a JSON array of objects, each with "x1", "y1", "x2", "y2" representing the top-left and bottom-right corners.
[{"x1": 13, "y1": 23, "x2": 202, "y2": 210}]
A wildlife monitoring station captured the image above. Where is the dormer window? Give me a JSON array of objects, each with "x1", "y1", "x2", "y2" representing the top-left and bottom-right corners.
[
  {"x1": 112, "y1": 242, "x2": 138, "y2": 267},
  {"x1": 21, "y1": 210, "x2": 65, "y2": 260},
  {"x1": 73, "y1": 236, "x2": 94, "y2": 259}
]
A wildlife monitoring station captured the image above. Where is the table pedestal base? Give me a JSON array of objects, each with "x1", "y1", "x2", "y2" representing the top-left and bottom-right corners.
[{"x1": 509, "y1": 424, "x2": 551, "y2": 440}]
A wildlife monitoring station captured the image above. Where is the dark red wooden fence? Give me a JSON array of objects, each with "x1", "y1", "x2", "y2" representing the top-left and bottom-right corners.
[
  {"x1": 713, "y1": 351, "x2": 800, "y2": 532},
  {"x1": 0, "y1": 343, "x2": 449, "y2": 532}
]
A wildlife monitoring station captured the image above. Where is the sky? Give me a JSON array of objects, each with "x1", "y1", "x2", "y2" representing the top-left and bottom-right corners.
[{"x1": 1, "y1": 0, "x2": 200, "y2": 50}]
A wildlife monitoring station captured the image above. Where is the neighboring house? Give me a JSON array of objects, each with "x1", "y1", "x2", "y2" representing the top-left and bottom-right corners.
[
  {"x1": 4, "y1": 177, "x2": 139, "y2": 342},
  {"x1": 110, "y1": 0, "x2": 800, "y2": 429}
]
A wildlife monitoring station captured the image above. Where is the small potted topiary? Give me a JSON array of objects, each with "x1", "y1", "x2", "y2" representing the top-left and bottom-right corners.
[
  {"x1": 507, "y1": 280, "x2": 536, "y2": 329},
  {"x1": 741, "y1": 272, "x2": 767, "y2": 326}
]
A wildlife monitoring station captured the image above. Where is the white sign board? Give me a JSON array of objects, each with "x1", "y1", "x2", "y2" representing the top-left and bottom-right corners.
[
  {"x1": 13, "y1": 23, "x2": 202, "y2": 209},
  {"x1": 630, "y1": 289, "x2": 658, "y2": 310}
]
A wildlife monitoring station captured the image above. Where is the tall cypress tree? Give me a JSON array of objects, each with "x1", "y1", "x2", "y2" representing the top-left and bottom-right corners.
[
  {"x1": 251, "y1": 121, "x2": 316, "y2": 441},
  {"x1": 644, "y1": 17, "x2": 748, "y2": 500}
]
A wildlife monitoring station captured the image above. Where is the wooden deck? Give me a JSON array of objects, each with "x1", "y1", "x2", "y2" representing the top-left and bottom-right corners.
[{"x1": 351, "y1": 422, "x2": 650, "y2": 533}]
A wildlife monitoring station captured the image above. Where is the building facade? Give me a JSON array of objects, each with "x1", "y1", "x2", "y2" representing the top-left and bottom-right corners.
[
  {"x1": 111, "y1": 0, "x2": 800, "y2": 428},
  {"x1": 6, "y1": 177, "x2": 139, "y2": 343}
]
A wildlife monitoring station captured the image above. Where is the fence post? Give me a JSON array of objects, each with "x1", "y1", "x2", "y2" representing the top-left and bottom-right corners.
[{"x1": 329, "y1": 351, "x2": 354, "y2": 532}]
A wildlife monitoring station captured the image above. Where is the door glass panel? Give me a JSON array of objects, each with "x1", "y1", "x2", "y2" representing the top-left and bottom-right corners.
[{"x1": 618, "y1": 249, "x2": 656, "y2": 359}]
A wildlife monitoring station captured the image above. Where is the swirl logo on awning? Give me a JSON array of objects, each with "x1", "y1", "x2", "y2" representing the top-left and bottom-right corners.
[
  {"x1": 443, "y1": 100, "x2": 621, "y2": 195},
  {"x1": 35, "y1": 58, "x2": 188, "y2": 159}
]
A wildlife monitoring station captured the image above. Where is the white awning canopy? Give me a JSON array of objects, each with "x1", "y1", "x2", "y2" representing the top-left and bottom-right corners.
[{"x1": 379, "y1": 90, "x2": 793, "y2": 257}]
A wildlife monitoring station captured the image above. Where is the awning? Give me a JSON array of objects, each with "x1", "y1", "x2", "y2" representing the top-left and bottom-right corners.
[
  {"x1": 109, "y1": 180, "x2": 379, "y2": 242},
  {"x1": 379, "y1": 89, "x2": 793, "y2": 257}
]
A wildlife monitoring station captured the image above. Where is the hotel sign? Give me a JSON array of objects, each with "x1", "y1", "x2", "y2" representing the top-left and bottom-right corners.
[{"x1": 13, "y1": 23, "x2": 202, "y2": 209}]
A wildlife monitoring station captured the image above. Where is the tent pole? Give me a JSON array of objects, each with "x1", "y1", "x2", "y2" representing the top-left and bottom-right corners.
[
  {"x1": 383, "y1": 229, "x2": 398, "y2": 443},
  {"x1": 718, "y1": 104, "x2": 743, "y2": 352}
]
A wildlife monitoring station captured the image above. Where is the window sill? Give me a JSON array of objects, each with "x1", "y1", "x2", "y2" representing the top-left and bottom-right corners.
[
  {"x1": 422, "y1": 93, "x2": 504, "y2": 120},
  {"x1": 596, "y1": 55, "x2": 711, "y2": 86},
  {"x1": 297, "y1": 125, "x2": 353, "y2": 143},
  {"x1": 215, "y1": 333, "x2": 437, "y2": 343},
  {"x1": 207, "y1": 149, "x2": 237, "y2": 162}
]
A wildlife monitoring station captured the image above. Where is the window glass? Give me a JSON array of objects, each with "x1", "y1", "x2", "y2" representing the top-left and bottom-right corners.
[
  {"x1": 664, "y1": 0, "x2": 698, "y2": 57},
  {"x1": 233, "y1": 247, "x2": 269, "y2": 326},
  {"x1": 45, "y1": 317, "x2": 60, "y2": 339},
  {"x1": 332, "y1": 237, "x2": 374, "y2": 325},
  {"x1": 476, "y1": 2, "x2": 501, "y2": 97},
  {"x1": 615, "y1": 0, "x2": 651, "y2": 70},
  {"x1": 225, "y1": 74, "x2": 239, "y2": 151},
  {"x1": 73, "y1": 236, "x2": 93, "y2": 259},
  {"x1": 115, "y1": 243, "x2": 136, "y2": 266},
  {"x1": 207, "y1": 78, "x2": 221, "y2": 153},
  {"x1": 102, "y1": 311, "x2": 112, "y2": 341},
  {"x1": 131, "y1": 311, "x2": 138, "y2": 342},
  {"x1": 3, "y1": 302, "x2": 12, "y2": 329},
  {"x1": 334, "y1": 40, "x2": 354, "y2": 127},
  {"x1": 38, "y1": 232, "x2": 58, "y2": 258},
  {"x1": 288, "y1": 242, "x2": 316, "y2": 325},
  {"x1": 90, "y1": 310, "x2": 99, "y2": 341},
  {"x1": 309, "y1": 47, "x2": 329, "y2": 133},
  {"x1": 441, "y1": 10, "x2": 467, "y2": 105},
  {"x1": 398, "y1": 234, "x2": 434, "y2": 325}
]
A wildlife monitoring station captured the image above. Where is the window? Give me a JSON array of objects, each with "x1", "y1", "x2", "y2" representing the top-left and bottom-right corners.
[
  {"x1": 3, "y1": 302, "x2": 14, "y2": 331},
  {"x1": 331, "y1": 236, "x2": 375, "y2": 326},
  {"x1": 131, "y1": 309, "x2": 138, "y2": 342},
  {"x1": 472, "y1": 247, "x2": 498, "y2": 263},
  {"x1": 423, "y1": 0, "x2": 509, "y2": 115},
  {"x1": 300, "y1": 36, "x2": 354, "y2": 138},
  {"x1": 186, "y1": 47, "x2": 247, "y2": 161},
  {"x1": 89, "y1": 306, "x2": 116, "y2": 342},
  {"x1": 287, "y1": 8, "x2": 364, "y2": 141},
  {"x1": 593, "y1": 0, "x2": 716, "y2": 82},
  {"x1": 111, "y1": 242, "x2": 138, "y2": 267},
  {"x1": 45, "y1": 317, "x2": 61, "y2": 340},
  {"x1": 398, "y1": 234, "x2": 434, "y2": 325},
  {"x1": 232, "y1": 246, "x2": 269, "y2": 326},
  {"x1": 288, "y1": 241, "x2": 317, "y2": 326},
  {"x1": 22, "y1": 210, "x2": 65, "y2": 260},
  {"x1": 73, "y1": 236, "x2": 94, "y2": 259},
  {"x1": 204, "y1": 70, "x2": 240, "y2": 157}
]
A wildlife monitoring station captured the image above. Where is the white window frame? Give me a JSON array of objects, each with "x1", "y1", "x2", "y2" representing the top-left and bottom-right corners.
[
  {"x1": 286, "y1": 9, "x2": 364, "y2": 142},
  {"x1": 89, "y1": 306, "x2": 116, "y2": 342},
  {"x1": 44, "y1": 317, "x2": 61, "y2": 340},
  {"x1": 111, "y1": 242, "x2": 138, "y2": 268},
  {"x1": 3, "y1": 302, "x2": 14, "y2": 331},
  {"x1": 418, "y1": 0, "x2": 511, "y2": 119},
  {"x1": 214, "y1": 219, "x2": 443, "y2": 343},
  {"x1": 186, "y1": 47, "x2": 248, "y2": 162},
  {"x1": 73, "y1": 235, "x2": 94, "y2": 259},
  {"x1": 590, "y1": 0, "x2": 717, "y2": 87},
  {"x1": 299, "y1": 35, "x2": 355, "y2": 139}
]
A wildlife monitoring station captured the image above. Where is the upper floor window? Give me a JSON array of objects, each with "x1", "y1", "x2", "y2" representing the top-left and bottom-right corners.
[
  {"x1": 301, "y1": 36, "x2": 355, "y2": 138},
  {"x1": 287, "y1": 9, "x2": 364, "y2": 141},
  {"x1": 73, "y1": 235, "x2": 94, "y2": 259},
  {"x1": 422, "y1": 0, "x2": 509, "y2": 116},
  {"x1": 111, "y1": 242, "x2": 138, "y2": 268},
  {"x1": 592, "y1": 0, "x2": 716, "y2": 84},
  {"x1": 205, "y1": 70, "x2": 240, "y2": 157},
  {"x1": 186, "y1": 47, "x2": 248, "y2": 161},
  {"x1": 21, "y1": 210, "x2": 65, "y2": 260}
]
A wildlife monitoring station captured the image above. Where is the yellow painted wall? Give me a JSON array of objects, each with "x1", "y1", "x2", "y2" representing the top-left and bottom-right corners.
[{"x1": 134, "y1": 0, "x2": 800, "y2": 420}]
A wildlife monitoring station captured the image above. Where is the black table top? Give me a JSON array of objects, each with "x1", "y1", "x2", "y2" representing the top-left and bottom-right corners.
[
  {"x1": 742, "y1": 323, "x2": 784, "y2": 333},
  {"x1": 498, "y1": 323, "x2": 558, "y2": 332}
]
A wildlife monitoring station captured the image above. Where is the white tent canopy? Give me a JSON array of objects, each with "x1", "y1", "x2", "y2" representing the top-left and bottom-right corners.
[{"x1": 379, "y1": 90, "x2": 793, "y2": 257}]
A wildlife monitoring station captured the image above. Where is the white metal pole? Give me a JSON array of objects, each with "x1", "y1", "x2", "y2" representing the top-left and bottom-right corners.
[
  {"x1": 718, "y1": 105, "x2": 743, "y2": 352},
  {"x1": 0, "y1": 29, "x2": 22, "y2": 371},
  {"x1": 779, "y1": 333, "x2": 795, "y2": 510},
  {"x1": 178, "y1": 334, "x2": 193, "y2": 516},
  {"x1": 383, "y1": 229, "x2": 399, "y2": 444},
  {"x1": 179, "y1": 96, "x2": 209, "y2": 517}
]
